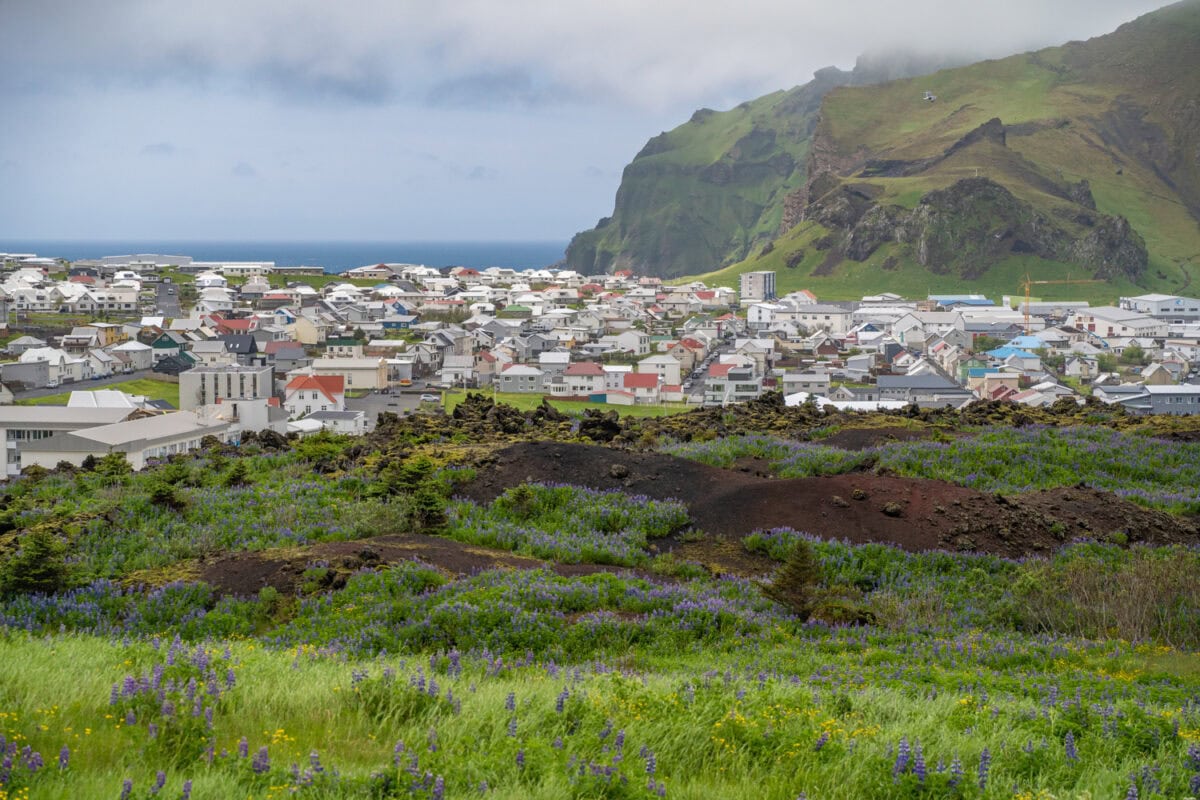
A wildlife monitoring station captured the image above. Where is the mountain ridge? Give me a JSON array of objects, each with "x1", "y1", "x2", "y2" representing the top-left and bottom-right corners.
[{"x1": 568, "y1": 1, "x2": 1200, "y2": 299}]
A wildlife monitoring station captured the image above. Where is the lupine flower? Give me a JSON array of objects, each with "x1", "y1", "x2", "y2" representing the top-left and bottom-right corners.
[
  {"x1": 1064, "y1": 731, "x2": 1078, "y2": 761},
  {"x1": 150, "y1": 770, "x2": 166, "y2": 796},
  {"x1": 949, "y1": 756, "x2": 963, "y2": 788},
  {"x1": 515, "y1": 749, "x2": 525, "y2": 769},
  {"x1": 58, "y1": 745, "x2": 69, "y2": 770},
  {"x1": 309, "y1": 750, "x2": 324, "y2": 774},
  {"x1": 913, "y1": 742, "x2": 926, "y2": 783},
  {"x1": 238, "y1": 737, "x2": 249, "y2": 758},
  {"x1": 893, "y1": 738, "x2": 910, "y2": 780},
  {"x1": 252, "y1": 747, "x2": 270, "y2": 774},
  {"x1": 181, "y1": 780, "x2": 193, "y2": 800},
  {"x1": 978, "y1": 748, "x2": 991, "y2": 790},
  {"x1": 120, "y1": 779, "x2": 133, "y2": 800},
  {"x1": 813, "y1": 732, "x2": 829, "y2": 752},
  {"x1": 431, "y1": 776, "x2": 445, "y2": 800},
  {"x1": 505, "y1": 692, "x2": 516, "y2": 711}
]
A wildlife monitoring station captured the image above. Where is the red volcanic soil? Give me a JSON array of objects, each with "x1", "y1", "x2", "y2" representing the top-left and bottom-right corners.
[
  {"x1": 200, "y1": 440, "x2": 1198, "y2": 596},
  {"x1": 460, "y1": 442, "x2": 1198, "y2": 558}
]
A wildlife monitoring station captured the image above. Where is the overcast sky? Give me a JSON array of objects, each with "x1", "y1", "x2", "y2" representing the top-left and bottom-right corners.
[{"x1": 0, "y1": 0, "x2": 1169, "y2": 243}]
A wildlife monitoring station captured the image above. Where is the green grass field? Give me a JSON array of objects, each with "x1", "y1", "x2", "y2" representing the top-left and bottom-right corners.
[
  {"x1": 443, "y1": 390, "x2": 696, "y2": 418},
  {"x1": 18, "y1": 378, "x2": 181, "y2": 408}
]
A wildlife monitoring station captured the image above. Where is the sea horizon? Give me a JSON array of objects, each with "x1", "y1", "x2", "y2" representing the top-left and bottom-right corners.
[{"x1": 0, "y1": 239, "x2": 569, "y2": 273}]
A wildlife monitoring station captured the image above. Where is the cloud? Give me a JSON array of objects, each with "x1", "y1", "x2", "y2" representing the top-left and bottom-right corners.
[
  {"x1": 466, "y1": 165, "x2": 497, "y2": 181},
  {"x1": 232, "y1": 162, "x2": 258, "y2": 178},
  {"x1": 0, "y1": 0, "x2": 1170, "y2": 112},
  {"x1": 140, "y1": 142, "x2": 177, "y2": 156}
]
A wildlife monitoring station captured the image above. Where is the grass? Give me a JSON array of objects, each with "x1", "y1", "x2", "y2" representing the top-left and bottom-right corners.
[
  {"x1": 17, "y1": 378, "x2": 181, "y2": 408},
  {"x1": 3, "y1": 415, "x2": 1200, "y2": 797},
  {"x1": 443, "y1": 390, "x2": 695, "y2": 418}
]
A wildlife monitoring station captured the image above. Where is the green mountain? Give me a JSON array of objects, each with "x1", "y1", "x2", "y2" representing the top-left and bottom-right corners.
[
  {"x1": 570, "y1": 2, "x2": 1200, "y2": 301},
  {"x1": 564, "y1": 53, "x2": 960, "y2": 279}
]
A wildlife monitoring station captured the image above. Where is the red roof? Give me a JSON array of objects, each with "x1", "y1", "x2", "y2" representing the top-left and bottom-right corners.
[
  {"x1": 285, "y1": 374, "x2": 345, "y2": 403},
  {"x1": 708, "y1": 363, "x2": 734, "y2": 378},
  {"x1": 624, "y1": 373, "x2": 659, "y2": 389},
  {"x1": 564, "y1": 361, "x2": 605, "y2": 376},
  {"x1": 69, "y1": 275, "x2": 96, "y2": 284},
  {"x1": 694, "y1": 290, "x2": 716, "y2": 301},
  {"x1": 264, "y1": 339, "x2": 302, "y2": 355},
  {"x1": 679, "y1": 337, "x2": 706, "y2": 350},
  {"x1": 613, "y1": 270, "x2": 634, "y2": 278}
]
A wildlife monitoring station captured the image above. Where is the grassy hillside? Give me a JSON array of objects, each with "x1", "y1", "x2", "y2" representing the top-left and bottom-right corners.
[
  {"x1": 566, "y1": 55, "x2": 960, "y2": 279},
  {"x1": 625, "y1": 3, "x2": 1200, "y2": 297}
]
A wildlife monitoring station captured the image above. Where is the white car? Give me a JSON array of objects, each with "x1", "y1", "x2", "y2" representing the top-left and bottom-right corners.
[{"x1": 419, "y1": 393, "x2": 440, "y2": 403}]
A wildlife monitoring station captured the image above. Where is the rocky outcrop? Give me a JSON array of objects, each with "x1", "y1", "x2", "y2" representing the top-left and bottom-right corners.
[{"x1": 808, "y1": 177, "x2": 1148, "y2": 280}]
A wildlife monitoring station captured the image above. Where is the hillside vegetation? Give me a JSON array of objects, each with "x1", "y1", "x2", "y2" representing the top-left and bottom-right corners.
[{"x1": 573, "y1": 1, "x2": 1200, "y2": 300}]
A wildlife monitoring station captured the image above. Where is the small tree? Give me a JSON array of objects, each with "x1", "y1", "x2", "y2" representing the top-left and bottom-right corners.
[
  {"x1": 762, "y1": 539, "x2": 823, "y2": 621},
  {"x1": 0, "y1": 529, "x2": 72, "y2": 597}
]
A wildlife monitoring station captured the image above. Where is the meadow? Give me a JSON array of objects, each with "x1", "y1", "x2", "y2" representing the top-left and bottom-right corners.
[{"x1": 0, "y1": 424, "x2": 1198, "y2": 798}]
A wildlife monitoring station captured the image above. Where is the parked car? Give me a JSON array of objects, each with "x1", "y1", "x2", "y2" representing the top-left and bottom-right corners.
[{"x1": 419, "y1": 393, "x2": 440, "y2": 403}]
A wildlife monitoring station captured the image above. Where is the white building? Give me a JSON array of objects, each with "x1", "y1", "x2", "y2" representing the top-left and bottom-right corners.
[
  {"x1": 20, "y1": 411, "x2": 232, "y2": 471},
  {"x1": 739, "y1": 271, "x2": 777, "y2": 303}
]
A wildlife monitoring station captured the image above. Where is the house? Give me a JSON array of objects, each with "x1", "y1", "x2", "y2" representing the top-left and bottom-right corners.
[
  {"x1": 108, "y1": 341, "x2": 155, "y2": 372},
  {"x1": 703, "y1": 364, "x2": 762, "y2": 406},
  {"x1": 876, "y1": 375, "x2": 975, "y2": 408},
  {"x1": 294, "y1": 410, "x2": 368, "y2": 435},
  {"x1": 189, "y1": 340, "x2": 237, "y2": 367},
  {"x1": 304, "y1": 357, "x2": 390, "y2": 391},
  {"x1": 781, "y1": 372, "x2": 832, "y2": 397},
  {"x1": 1098, "y1": 383, "x2": 1200, "y2": 415},
  {"x1": 496, "y1": 364, "x2": 545, "y2": 394},
  {"x1": 621, "y1": 372, "x2": 661, "y2": 404},
  {"x1": 283, "y1": 374, "x2": 346, "y2": 418},
  {"x1": 637, "y1": 354, "x2": 682, "y2": 386},
  {"x1": 560, "y1": 361, "x2": 606, "y2": 396},
  {"x1": 438, "y1": 354, "x2": 477, "y2": 387}
]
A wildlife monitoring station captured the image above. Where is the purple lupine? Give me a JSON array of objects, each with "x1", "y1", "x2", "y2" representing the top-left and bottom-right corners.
[
  {"x1": 515, "y1": 749, "x2": 525, "y2": 769},
  {"x1": 431, "y1": 775, "x2": 445, "y2": 800},
  {"x1": 505, "y1": 692, "x2": 516, "y2": 711},
  {"x1": 58, "y1": 745, "x2": 69, "y2": 770},
  {"x1": 978, "y1": 748, "x2": 991, "y2": 790},
  {"x1": 125, "y1": 710, "x2": 137, "y2": 726},
  {"x1": 110, "y1": 684, "x2": 120, "y2": 705},
  {"x1": 148, "y1": 723, "x2": 159, "y2": 739},
  {"x1": 251, "y1": 746, "x2": 270, "y2": 775},
  {"x1": 238, "y1": 737, "x2": 249, "y2": 759},
  {"x1": 556, "y1": 687, "x2": 569, "y2": 713},
  {"x1": 309, "y1": 750, "x2": 324, "y2": 774},
  {"x1": 913, "y1": 742, "x2": 926, "y2": 783},
  {"x1": 120, "y1": 778, "x2": 133, "y2": 800},
  {"x1": 1125, "y1": 782, "x2": 1138, "y2": 800},
  {"x1": 393, "y1": 740, "x2": 405, "y2": 767},
  {"x1": 181, "y1": 779, "x2": 193, "y2": 800},
  {"x1": 893, "y1": 737, "x2": 910, "y2": 780},
  {"x1": 150, "y1": 770, "x2": 166, "y2": 796},
  {"x1": 644, "y1": 749, "x2": 657, "y2": 776},
  {"x1": 1064, "y1": 731, "x2": 1077, "y2": 761},
  {"x1": 949, "y1": 756, "x2": 963, "y2": 788},
  {"x1": 813, "y1": 732, "x2": 829, "y2": 752}
]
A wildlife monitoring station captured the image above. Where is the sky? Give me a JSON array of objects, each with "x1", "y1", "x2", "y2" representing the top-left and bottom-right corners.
[{"x1": 0, "y1": 0, "x2": 1170, "y2": 243}]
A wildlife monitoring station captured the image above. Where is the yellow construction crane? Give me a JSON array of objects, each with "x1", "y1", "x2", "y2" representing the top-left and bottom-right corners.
[{"x1": 1019, "y1": 273, "x2": 1104, "y2": 333}]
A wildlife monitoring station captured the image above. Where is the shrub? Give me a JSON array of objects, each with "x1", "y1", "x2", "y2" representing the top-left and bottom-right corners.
[
  {"x1": 761, "y1": 539, "x2": 822, "y2": 620},
  {"x1": 0, "y1": 529, "x2": 74, "y2": 597}
]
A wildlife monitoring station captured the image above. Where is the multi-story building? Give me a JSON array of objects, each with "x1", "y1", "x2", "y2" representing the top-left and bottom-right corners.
[
  {"x1": 739, "y1": 271, "x2": 777, "y2": 304},
  {"x1": 178, "y1": 365, "x2": 274, "y2": 410}
]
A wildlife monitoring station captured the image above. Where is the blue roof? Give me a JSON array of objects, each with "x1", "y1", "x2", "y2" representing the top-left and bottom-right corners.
[
  {"x1": 932, "y1": 296, "x2": 995, "y2": 306},
  {"x1": 1006, "y1": 335, "x2": 1044, "y2": 350},
  {"x1": 987, "y1": 346, "x2": 1039, "y2": 359}
]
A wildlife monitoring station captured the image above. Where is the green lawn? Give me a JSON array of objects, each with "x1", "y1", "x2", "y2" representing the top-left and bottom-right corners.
[
  {"x1": 444, "y1": 390, "x2": 696, "y2": 417},
  {"x1": 18, "y1": 378, "x2": 180, "y2": 408}
]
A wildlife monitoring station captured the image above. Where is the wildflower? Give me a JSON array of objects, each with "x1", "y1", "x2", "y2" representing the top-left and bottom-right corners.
[
  {"x1": 1064, "y1": 731, "x2": 1078, "y2": 761},
  {"x1": 252, "y1": 746, "x2": 270, "y2": 774},
  {"x1": 238, "y1": 737, "x2": 249, "y2": 758},
  {"x1": 505, "y1": 692, "x2": 516, "y2": 711},
  {"x1": 913, "y1": 742, "x2": 926, "y2": 783},
  {"x1": 813, "y1": 732, "x2": 829, "y2": 752},
  {"x1": 978, "y1": 748, "x2": 991, "y2": 790},
  {"x1": 432, "y1": 775, "x2": 445, "y2": 800},
  {"x1": 516, "y1": 749, "x2": 525, "y2": 769},
  {"x1": 309, "y1": 750, "x2": 324, "y2": 774},
  {"x1": 893, "y1": 737, "x2": 910, "y2": 780},
  {"x1": 120, "y1": 778, "x2": 133, "y2": 800},
  {"x1": 181, "y1": 780, "x2": 193, "y2": 800},
  {"x1": 58, "y1": 745, "x2": 69, "y2": 770},
  {"x1": 150, "y1": 771, "x2": 166, "y2": 796}
]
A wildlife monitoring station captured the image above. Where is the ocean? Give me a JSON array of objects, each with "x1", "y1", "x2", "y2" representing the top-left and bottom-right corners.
[{"x1": 0, "y1": 240, "x2": 568, "y2": 274}]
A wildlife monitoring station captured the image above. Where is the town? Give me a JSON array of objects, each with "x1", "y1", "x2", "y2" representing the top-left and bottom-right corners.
[{"x1": 1, "y1": 250, "x2": 1198, "y2": 477}]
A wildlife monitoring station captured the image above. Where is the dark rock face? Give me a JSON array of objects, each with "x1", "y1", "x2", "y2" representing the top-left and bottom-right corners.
[{"x1": 802, "y1": 175, "x2": 1148, "y2": 280}]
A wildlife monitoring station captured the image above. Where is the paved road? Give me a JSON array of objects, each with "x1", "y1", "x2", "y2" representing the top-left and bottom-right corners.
[
  {"x1": 345, "y1": 390, "x2": 441, "y2": 430},
  {"x1": 154, "y1": 282, "x2": 182, "y2": 317},
  {"x1": 12, "y1": 369, "x2": 160, "y2": 400}
]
